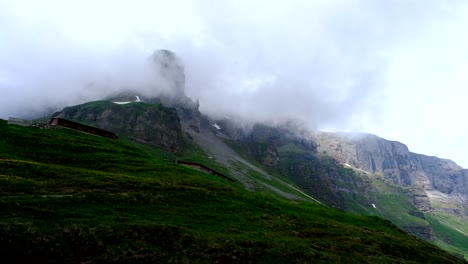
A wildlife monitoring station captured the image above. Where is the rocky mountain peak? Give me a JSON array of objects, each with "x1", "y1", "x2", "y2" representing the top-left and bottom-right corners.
[{"x1": 106, "y1": 49, "x2": 202, "y2": 132}]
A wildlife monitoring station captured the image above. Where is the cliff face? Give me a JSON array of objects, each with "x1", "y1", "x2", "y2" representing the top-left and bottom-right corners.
[
  {"x1": 52, "y1": 101, "x2": 184, "y2": 152},
  {"x1": 313, "y1": 132, "x2": 468, "y2": 215}
]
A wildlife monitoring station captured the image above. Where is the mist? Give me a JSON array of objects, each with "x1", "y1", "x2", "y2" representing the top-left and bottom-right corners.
[{"x1": 0, "y1": 0, "x2": 464, "y2": 132}]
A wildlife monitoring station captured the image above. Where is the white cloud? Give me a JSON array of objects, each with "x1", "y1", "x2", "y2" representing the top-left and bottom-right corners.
[
  {"x1": 366, "y1": 3, "x2": 468, "y2": 166},
  {"x1": 2, "y1": 0, "x2": 468, "y2": 166}
]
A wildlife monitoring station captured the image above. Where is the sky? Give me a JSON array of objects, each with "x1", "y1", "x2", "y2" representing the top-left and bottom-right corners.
[{"x1": 1, "y1": 0, "x2": 468, "y2": 167}]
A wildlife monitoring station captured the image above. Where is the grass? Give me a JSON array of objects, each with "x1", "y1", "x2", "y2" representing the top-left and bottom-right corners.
[
  {"x1": 229, "y1": 160, "x2": 314, "y2": 201},
  {"x1": 0, "y1": 119, "x2": 465, "y2": 263},
  {"x1": 177, "y1": 135, "x2": 231, "y2": 176},
  {"x1": 345, "y1": 169, "x2": 468, "y2": 260},
  {"x1": 425, "y1": 212, "x2": 468, "y2": 260},
  {"x1": 369, "y1": 193, "x2": 428, "y2": 226}
]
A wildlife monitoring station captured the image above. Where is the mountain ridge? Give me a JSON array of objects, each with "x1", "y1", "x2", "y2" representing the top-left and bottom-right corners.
[{"x1": 313, "y1": 131, "x2": 467, "y2": 216}]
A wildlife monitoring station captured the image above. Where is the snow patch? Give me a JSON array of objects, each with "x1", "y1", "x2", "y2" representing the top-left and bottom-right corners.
[
  {"x1": 372, "y1": 203, "x2": 376, "y2": 209},
  {"x1": 113, "y1": 95, "x2": 142, "y2": 105},
  {"x1": 212, "y1": 123, "x2": 221, "y2": 130}
]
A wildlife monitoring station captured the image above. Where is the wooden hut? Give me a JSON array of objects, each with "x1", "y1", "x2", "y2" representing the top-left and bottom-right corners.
[{"x1": 49, "y1": 118, "x2": 118, "y2": 139}]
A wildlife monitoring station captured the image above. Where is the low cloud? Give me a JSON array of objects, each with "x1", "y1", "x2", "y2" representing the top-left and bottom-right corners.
[{"x1": 0, "y1": 0, "x2": 462, "y2": 131}]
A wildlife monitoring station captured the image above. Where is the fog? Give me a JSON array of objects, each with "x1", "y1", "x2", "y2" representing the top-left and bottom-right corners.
[{"x1": 1, "y1": 0, "x2": 468, "y2": 166}]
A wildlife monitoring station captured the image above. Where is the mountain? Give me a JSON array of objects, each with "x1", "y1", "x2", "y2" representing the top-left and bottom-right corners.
[
  {"x1": 314, "y1": 132, "x2": 467, "y2": 215},
  {"x1": 0, "y1": 118, "x2": 466, "y2": 263},
  {"x1": 3, "y1": 49, "x2": 467, "y2": 261},
  {"x1": 48, "y1": 96, "x2": 468, "y2": 259},
  {"x1": 208, "y1": 121, "x2": 467, "y2": 256}
]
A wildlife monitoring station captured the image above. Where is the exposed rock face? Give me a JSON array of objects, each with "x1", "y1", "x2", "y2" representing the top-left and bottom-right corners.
[
  {"x1": 52, "y1": 101, "x2": 183, "y2": 152},
  {"x1": 314, "y1": 133, "x2": 417, "y2": 186},
  {"x1": 313, "y1": 132, "x2": 468, "y2": 215},
  {"x1": 409, "y1": 188, "x2": 432, "y2": 212}
]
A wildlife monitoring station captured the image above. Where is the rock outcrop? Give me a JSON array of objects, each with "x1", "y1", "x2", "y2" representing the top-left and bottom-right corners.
[
  {"x1": 107, "y1": 49, "x2": 202, "y2": 133},
  {"x1": 52, "y1": 101, "x2": 183, "y2": 152},
  {"x1": 150, "y1": 50, "x2": 201, "y2": 133}
]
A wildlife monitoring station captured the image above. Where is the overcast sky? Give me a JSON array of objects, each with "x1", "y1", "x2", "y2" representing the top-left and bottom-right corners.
[{"x1": 1, "y1": 0, "x2": 468, "y2": 167}]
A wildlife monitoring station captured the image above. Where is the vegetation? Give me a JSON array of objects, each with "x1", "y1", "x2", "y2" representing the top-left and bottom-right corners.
[
  {"x1": 0, "y1": 119, "x2": 465, "y2": 263},
  {"x1": 426, "y1": 212, "x2": 468, "y2": 260}
]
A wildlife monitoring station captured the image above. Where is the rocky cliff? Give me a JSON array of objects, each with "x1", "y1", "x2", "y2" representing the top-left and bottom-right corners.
[
  {"x1": 313, "y1": 132, "x2": 468, "y2": 215},
  {"x1": 52, "y1": 101, "x2": 184, "y2": 152}
]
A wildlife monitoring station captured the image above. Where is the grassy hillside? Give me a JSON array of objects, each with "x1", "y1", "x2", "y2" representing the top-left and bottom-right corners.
[
  {"x1": 426, "y1": 212, "x2": 468, "y2": 260},
  {"x1": 357, "y1": 173, "x2": 468, "y2": 260},
  {"x1": 0, "y1": 119, "x2": 465, "y2": 263}
]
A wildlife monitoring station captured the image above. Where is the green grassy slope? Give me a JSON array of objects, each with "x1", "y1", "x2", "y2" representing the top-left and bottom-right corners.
[
  {"x1": 0, "y1": 119, "x2": 465, "y2": 263},
  {"x1": 426, "y1": 212, "x2": 468, "y2": 260},
  {"x1": 353, "y1": 173, "x2": 468, "y2": 260}
]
